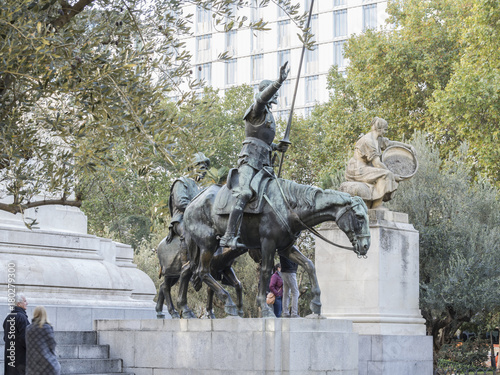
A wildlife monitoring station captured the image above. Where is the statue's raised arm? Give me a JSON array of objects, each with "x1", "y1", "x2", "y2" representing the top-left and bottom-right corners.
[
  {"x1": 219, "y1": 63, "x2": 290, "y2": 250},
  {"x1": 250, "y1": 62, "x2": 290, "y2": 117}
]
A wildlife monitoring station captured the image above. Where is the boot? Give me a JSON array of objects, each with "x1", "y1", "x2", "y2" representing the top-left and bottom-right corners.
[{"x1": 219, "y1": 201, "x2": 246, "y2": 249}]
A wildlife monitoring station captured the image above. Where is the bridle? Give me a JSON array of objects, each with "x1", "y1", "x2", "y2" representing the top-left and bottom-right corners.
[{"x1": 268, "y1": 179, "x2": 369, "y2": 258}]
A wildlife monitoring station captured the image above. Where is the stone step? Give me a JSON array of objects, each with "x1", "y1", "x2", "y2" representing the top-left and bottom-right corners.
[
  {"x1": 58, "y1": 344, "x2": 110, "y2": 359},
  {"x1": 2, "y1": 331, "x2": 132, "y2": 374},
  {"x1": 55, "y1": 331, "x2": 97, "y2": 345},
  {"x1": 59, "y1": 358, "x2": 123, "y2": 374}
]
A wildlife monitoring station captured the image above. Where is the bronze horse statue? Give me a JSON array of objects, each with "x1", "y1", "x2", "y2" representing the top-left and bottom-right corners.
[
  {"x1": 177, "y1": 178, "x2": 371, "y2": 318},
  {"x1": 156, "y1": 235, "x2": 247, "y2": 318}
]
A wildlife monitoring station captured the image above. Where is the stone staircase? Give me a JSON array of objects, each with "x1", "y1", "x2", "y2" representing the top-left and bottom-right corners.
[{"x1": 1, "y1": 331, "x2": 133, "y2": 375}]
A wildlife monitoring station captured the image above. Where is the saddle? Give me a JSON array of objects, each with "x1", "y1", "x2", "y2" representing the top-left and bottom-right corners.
[{"x1": 214, "y1": 167, "x2": 274, "y2": 215}]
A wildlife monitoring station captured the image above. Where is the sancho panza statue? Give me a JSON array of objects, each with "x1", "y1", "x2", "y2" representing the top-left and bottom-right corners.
[
  {"x1": 167, "y1": 152, "x2": 210, "y2": 264},
  {"x1": 340, "y1": 117, "x2": 417, "y2": 209},
  {"x1": 219, "y1": 62, "x2": 290, "y2": 249}
]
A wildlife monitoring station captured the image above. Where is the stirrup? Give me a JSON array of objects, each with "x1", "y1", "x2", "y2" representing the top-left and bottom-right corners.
[{"x1": 219, "y1": 235, "x2": 246, "y2": 250}]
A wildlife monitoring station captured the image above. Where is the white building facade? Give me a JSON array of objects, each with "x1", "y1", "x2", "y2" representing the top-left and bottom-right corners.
[{"x1": 183, "y1": 0, "x2": 388, "y2": 117}]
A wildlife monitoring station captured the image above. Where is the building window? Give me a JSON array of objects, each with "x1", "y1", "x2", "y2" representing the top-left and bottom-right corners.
[
  {"x1": 304, "y1": 106, "x2": 314, "y2": 117},
  {"x1": 252, "y1": 54, "x2": 264, "y2": 82},
  {"x1": 305, "y1": 75, "x2": 319, "y2": 104},
  {"x1": 227, "y1": 3, "x2": 237, "y2": 17},
  {"x1": 333, "y1": 40, "x2": 345, "y2": 68},
  {"x1": 278, "y1": 49, "x2": 290, "y2": 69},
  {"x1": 251, "y1": 0, "x2": 263, "y2": 22},
  {"x1": 279, "y1": 80, "x2": 291, "y2": 108},
  {"x1": 226, "y1": 30, "x2": 237, "y2": 56},
  {"x1": 304, "y1": 0, "x2": 318, "y2": 13},
  {"x1": 305, "y1": 46, "x2": 318, "y2": 74},
  {"x1": 278, "y1": 20, "x2": 290, "y2": 48},
  {"x1": 226, "y1": 59, "x2": 237, "y2": 85},
  {"x1": 253, "y1": 84, "x2": 260, "y2": 97},
  {"x1": 196, "y1": 35, "x2": 211, "y2": 62},
  {"x1": 333, "y1": 0, "x2": 346, "y2": 6},
  {"x1": 196, "y1": 5, "x2": 211, "y2": 34},
  {"x1": 251, "y1": 30, "x2": 263, "y2": 52},
  {"x1": 333, "y1": 9, "x2": 347, "y2": 37},
  {"x1": 277, "y1": 110, "x2": 290, "y2": 121},
  {"x1": 196, "y1": 63, "x2": 212, "y2": 85},
  {"x1": 277, "y1": 4, "x2": 286, "y2": 18},
  {"x1": 363, "y1": 4, "x2": 377, "y2": 31},
  {"x1": 310, "y1": 14, "x2": 318, "y2": 38}
]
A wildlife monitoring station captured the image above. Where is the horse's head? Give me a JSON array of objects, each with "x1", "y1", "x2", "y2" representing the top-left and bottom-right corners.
[{"x1": 336, "y1": 196, "x2": 371, "y2": 257}]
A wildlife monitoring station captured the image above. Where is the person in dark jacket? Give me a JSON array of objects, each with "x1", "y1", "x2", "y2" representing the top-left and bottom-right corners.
[
  {"x1": 280, "y1": 252, "x2": 300, "y2": 318},
  {"x1": 26, "y1": 306, "x2": 60, "y2": 375},
  {"x1": 269, "y1": 263, "x2": 283, "y2": 317},
  {"x1": 3, "y1": 293, "x2": 29, "y2": 375}
]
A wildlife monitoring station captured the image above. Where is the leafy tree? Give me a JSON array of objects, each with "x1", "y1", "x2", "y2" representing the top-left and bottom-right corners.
[
  {"x1": 80, "y1": 85, "x2": 255, "y2": 247},
  {"x1": 0, "y1": 0, "x2": 308, "y2": 219},
  {"x1": 318, "y1": 0, "x2": 499, "y2": 187},
  {"x1": 387, "y1": 133, "x2": 500, "y2": 361},
  {"x1": 429, "y1": 0, "x2": 500, "y2": 184}
]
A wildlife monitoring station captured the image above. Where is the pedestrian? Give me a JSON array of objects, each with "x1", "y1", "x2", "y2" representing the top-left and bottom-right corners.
[
  {"x1": 3, "y1": 293, "x2": 30, "y2": 375},
  {"x1": 269, "y1": 263, "x2": 283, "y2": 318},
  {"x1": 280, "y1": 252, "x2": 300, "y2": 318},
  {"x1": 26, "y1": 306, "x2": 60, "y2": 375}
]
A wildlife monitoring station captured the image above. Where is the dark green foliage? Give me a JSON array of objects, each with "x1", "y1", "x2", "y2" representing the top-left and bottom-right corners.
[{"x1": 388, "y1": 133, "x2": 500, "y2": 358}]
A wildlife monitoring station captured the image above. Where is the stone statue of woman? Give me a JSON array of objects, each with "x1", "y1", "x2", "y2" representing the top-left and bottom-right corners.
[{"x1": 341, "y1": 117, "x2": 416, "y2": 209}]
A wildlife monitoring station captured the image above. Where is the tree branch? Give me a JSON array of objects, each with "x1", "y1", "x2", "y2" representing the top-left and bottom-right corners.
[
  {"x1": 0, "y1": 199, "x2": 82, "y2": 214},
  {"x1": 51, "y1": 0, "x2": 95, "y2": 30}
]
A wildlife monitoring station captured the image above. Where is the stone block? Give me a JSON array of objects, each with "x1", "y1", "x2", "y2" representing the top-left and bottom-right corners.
[
  {"x1": 359, "y1": 335, "x2": 433, "y2": 375},
  {"x1": 140, "y1": 319, "x2": 165, "y2": 331},
  {"x1": 98, "y1": 330, "x2": 136, "y2": 367},
  {"x1": 94, "y1": 319, "x2": 121, "y2": 331},
  {"x1": 118, "y1": 319, "x2": 142, "y2": 330},
  {"x1": 171, "y1": 331, "x2": 213, "y2": 369},
  {"x1": 134, "y1": 331, "x2": 174, "y2": 369},
  {"x1": 125, "y1": 368, "x2": 153, "y2": 375}
]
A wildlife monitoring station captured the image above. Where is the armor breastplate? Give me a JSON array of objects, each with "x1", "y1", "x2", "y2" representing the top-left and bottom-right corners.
[
  {"x1": 244, "y1": 108, "x2": 276, "y2": 145},
  {"x1": 169, "y1": 177, "x2": 201, "y2": 223}
]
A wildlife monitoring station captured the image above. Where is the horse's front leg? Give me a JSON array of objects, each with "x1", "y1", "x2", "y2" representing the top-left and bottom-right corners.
[
  {"x1": 221, "y1": 267, "x2": 244, "y2": 317},
  {"x1": 283, "y1": 245, "x2": 322, "y2": 316},
  {"x1": 206, "y1": 287, "x2": 216, "y2": 319},
  {"x1": 177, "y1": 263, "x2": 196, "y2": 319},
  {"x1": 259, "y1": 239, "x2": 276, "y2": 318},
  {"x1": 155, "y1": 278, "x2": 166, "y2": 318},
  {"x1": 198, "y1": 248, "x2": 238, "y2": 317},
  {"x1": 164, "y1": 277, "x2": 180, "y2": 319}
]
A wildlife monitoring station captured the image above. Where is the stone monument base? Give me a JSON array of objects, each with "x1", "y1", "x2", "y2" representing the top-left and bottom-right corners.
[
  {"x1": 95, "y1": 318, "x2": 359, "y2": 375},
  {"x1": 0, "y1": 204, "x2": 157, "y2": 330},
  {"x1": 315, "y1": 209, "x2": 433, "y2": 374}
]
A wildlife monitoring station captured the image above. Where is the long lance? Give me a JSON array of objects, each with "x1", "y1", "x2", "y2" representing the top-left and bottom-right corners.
[{"x1": 277, "y1": 0, "x2": 315, "y2": 178}]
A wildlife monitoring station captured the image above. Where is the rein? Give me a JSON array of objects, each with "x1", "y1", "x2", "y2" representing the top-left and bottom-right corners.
[{"x1": 269, "y1": 178, "x2": 366, "y2": 257}]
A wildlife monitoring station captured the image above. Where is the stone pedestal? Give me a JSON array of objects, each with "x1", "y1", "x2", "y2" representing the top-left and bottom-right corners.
[
  {"x1": 316, "y1": 209, "x2": 432, "y2": 374},
  {"x1": 0, "y1": 204, "x2": 157, "y2": 330},
  {"x1": 96, "y1": 318, "x2": 359, "y2": 375},
  {"x1": 316, "y1": 209, "x2": 425, "y2": 335}
]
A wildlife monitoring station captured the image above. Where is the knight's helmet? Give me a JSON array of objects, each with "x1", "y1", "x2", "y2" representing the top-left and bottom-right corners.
[
  {"x1": 255, "y1": 79, "x2": 273, "y2": 101},
  {"x1": 191, "y1": 152, "x2": 210, "y2": 169}
]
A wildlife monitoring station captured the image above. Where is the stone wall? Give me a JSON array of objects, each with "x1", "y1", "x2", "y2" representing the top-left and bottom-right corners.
[{"x1": 96, "y1": 318, "x2": 359, "y2": 375}]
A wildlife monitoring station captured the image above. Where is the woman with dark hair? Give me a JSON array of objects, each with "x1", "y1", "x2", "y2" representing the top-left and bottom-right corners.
[
  {"x1": 26, "y1": 306, "x2": 60, "y2": 375},
  {"x1": 269, "y1": 263, "x2": 283, "y2": 317}
]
